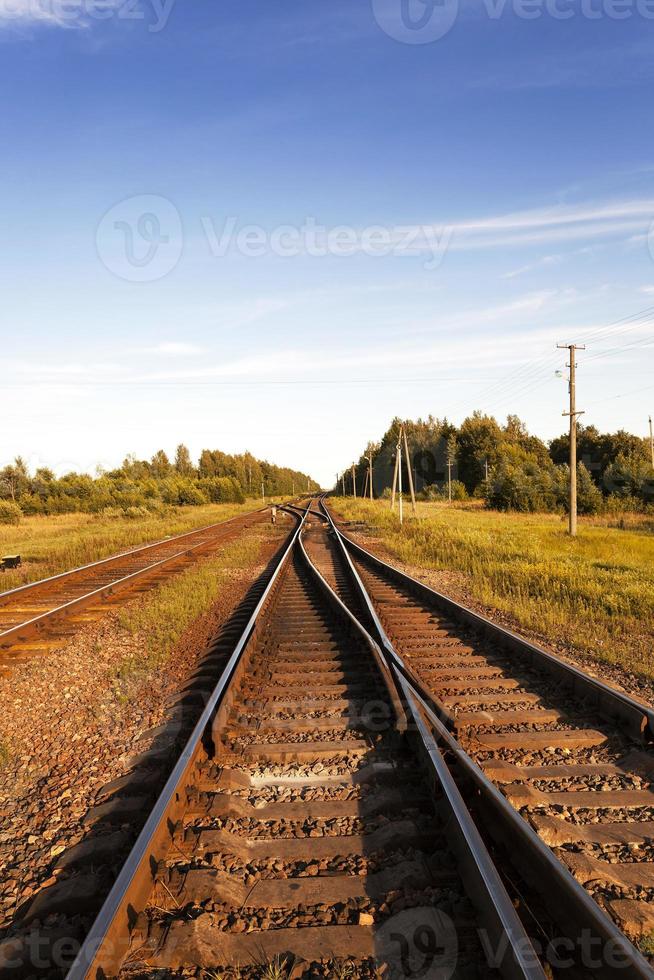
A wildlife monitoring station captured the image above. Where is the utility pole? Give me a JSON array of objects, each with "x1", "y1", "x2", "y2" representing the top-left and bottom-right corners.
[
  {"x1": 649, "y1": 416, "x2": 654, "y2": 469},
  {"x1": 557, "y1": 343, "x2": 586, "y2": 536},
  {"x1": 261, "y1": 480, "x2": 265, "y2": 504},
  {"x1": 402, "y1": 426, "x2": 417, "y2": 516},
  {"x1": 341, "y1": 472, "x2": 345, "y2": 496},
  {"x1": 390, "y1": 445, "x2": 399, "y2": 512},
  {"x1": 485, "y1": 458, "x2": 489, "y2": 482},
  {"x1": 369, "y1": 452, "x2": 374, "y2": 501},
  {"x1": 397, "y1": 434, "x2": 403, "y2": 525},
  {"x1": 351, "y1": 464, "x2": 357, "y2": 498}
]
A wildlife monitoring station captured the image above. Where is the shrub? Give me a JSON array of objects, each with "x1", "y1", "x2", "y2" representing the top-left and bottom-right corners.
[
  {"x1": 449, "y1": 480, "x2": 468, "y2": 501},
  {"x1": 0, "y1": 501, "x2": 22, "y2": 525},
  {"x1": 123, "y1": 506, "x2": 152, "y2": 520},
  {"x1": 198, "y1": 476, "x2": 245, "y2": 504},
  {"x1": 576, "y1": 463, "x2": 603, "y2": 515}
]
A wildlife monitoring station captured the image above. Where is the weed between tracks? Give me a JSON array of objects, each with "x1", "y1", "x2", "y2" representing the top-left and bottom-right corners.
[
  {"x1": 331, "y1": 498, "x2": 654, "y2": 682},
  {"x1": 0, "y1": 502, "x2": 260, "y2": 592},
  {"x1": 112, "y1": 534, "x2": 262, "y2": 692}
]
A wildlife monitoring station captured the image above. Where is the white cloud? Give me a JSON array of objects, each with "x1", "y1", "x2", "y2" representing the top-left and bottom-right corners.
[
  {"x1": 375, "y1": 198, "x2": 654, "y2": 258},
  {"x1": 145, "y1": 342, "x2": 204, "y2": 356}
]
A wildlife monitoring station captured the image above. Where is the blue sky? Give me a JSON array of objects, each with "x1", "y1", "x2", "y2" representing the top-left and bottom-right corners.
[{"x1": 1, "y1": 0, "x2": 654, "y2": 486}]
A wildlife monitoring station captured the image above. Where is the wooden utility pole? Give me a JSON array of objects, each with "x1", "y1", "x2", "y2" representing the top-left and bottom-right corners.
[
  {"x1": 390, "y1": 445, "x2": 399, "y2": 511},
  {"x1": 397, "y1": 434, "x2": 403, "y2": 525},
  {"x1": 402, "y1": 426, "x2": 417, "y2": 516},
  {"x1": 447, "y1": 459, "x2": 453, "y2": 503},
  {"x1": 351, "y1": 464, "x2": 357, "y2": 498},
  {"x1": 369, "y1": 452, "x2": 373, "y2": 501},
  {"x1": 649, "y1": 416, "x2": 654, "y2": 469},
  {"x1": 341, "y1": 472, "x2": 345, "y2": 496},
  {"x1": 261, "y1": 480, "x2": 265, "y2": 504},
  {"x1": 557, "y1": 343, "x2": 585, "y2": 536}
]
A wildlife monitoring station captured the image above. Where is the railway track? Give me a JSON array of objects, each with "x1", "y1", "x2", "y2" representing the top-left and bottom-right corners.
[
  {"x1": 5, "y1": 501, "x2": 652, "y2": 977},
  {"x1": 41, "y1": 503, "x2": 548, "y2": 980},
  {"x1": 0, "y1": 508, "x2": 267, "y2": 668},
  {"x1": 315, "y1": 498, "x2": 654, "y2": 975}
]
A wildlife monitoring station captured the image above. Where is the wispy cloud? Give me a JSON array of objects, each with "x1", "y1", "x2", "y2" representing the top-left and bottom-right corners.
[
  {"x1": 143, "y1": 342, "x2": 204, "y2": 356},
  {"x1": 436, "y1": 199, "x2": 654, "y2": 252},
  {"x1": 357, "y1": 198, "x2": 654, "y2": 263}
]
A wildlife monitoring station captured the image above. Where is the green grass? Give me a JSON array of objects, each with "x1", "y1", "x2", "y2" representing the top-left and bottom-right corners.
[
  {"x1": 331, "y1": 497, "x2": 654, "y2": 681},
  {"x1": 0, "y1": 502, "x2": 264, "y2": 592},
  {"x1": 113, "y1": 533, "x2": 263, "y2": 686}
]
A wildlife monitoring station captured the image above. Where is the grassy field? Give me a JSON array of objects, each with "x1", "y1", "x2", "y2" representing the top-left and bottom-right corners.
[
  {"x1": 331, "y1": 497, "x2": 654, "y2": 682},
  {"x1": 0, "y1": 502, "x2": 268, "y2": 592}
]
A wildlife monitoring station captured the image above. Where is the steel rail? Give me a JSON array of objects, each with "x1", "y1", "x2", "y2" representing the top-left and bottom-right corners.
[
  {"x1": 0, "y1": 507, "x2": 265, "y2": 605},
  {"x1": 396, "y1": 670, "x2": 546, "y2": 980},
  {"x1": 296, "y1": 532, "x2": 408, "y2": 734},
  {"x1": 320, "y1": 500, "x2": 654, "y2": 741},
  {"x1": 407, "y1": 681, "x2": 654, "y2": 980},
  {"x1": 318, "y1": 499, "x2": 457, "y2": 729},
  {"x1": 0, "y1": 509, "x2": 265, "y2": 649},
  {"x1": 320, "y1": 497, "x2": 654, "y2": 978},
  {"x1": 66, "y1": 507, "x2": 305, "y2": 980}
]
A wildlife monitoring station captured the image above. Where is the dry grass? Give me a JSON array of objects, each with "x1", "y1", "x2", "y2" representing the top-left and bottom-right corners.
[
  {"x1": 112, "y1": 533, "x2": 263, "y2": 690},
  {"x1": 331, "y1": 497, "x2": 654, "y2": 681},
  {"x1": 0, "y1": 502, "x2": 262, "y2": 592}
]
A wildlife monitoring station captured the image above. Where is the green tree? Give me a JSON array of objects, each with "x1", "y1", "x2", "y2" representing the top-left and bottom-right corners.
[{"x1": 174, "y1": 444, "x2": 195, "y2": 476}]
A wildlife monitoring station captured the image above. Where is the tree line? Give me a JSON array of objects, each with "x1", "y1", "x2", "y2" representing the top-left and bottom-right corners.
[
  {"x1": 344, "y1": 414, "x2": 654, "y2": 514},
  {"x1": 0, "y1": 445, "x2": 316, "y2": 524}
]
